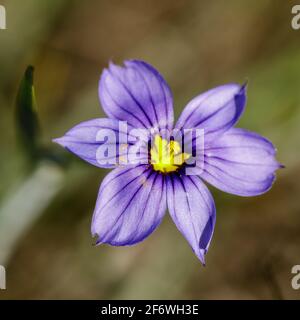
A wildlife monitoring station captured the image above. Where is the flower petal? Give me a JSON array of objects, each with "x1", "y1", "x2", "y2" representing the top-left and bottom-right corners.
[
  {"x1": 99, "y1": 60, "x2": 174, "y2": 130},
  {"x1": 53, "y1": 118, "x2": 138, "y2": 168},
  {"x1": 175, "y1": 84, "x2": 246, "y2": 141},
  {"x1": 92, "y1": 165, "x2": 167, "y2": 245},
  {"x1": 201, "y1": 128, "x2": 282, "y2": 196},
  {"x1": 167, "y1": 174, "x2": 216, "y2": 264}
]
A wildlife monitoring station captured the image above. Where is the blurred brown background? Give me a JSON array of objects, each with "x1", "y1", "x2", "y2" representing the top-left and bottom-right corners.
[{"x1": 0, "y1": 0, "x2": 300, "y2": 299}]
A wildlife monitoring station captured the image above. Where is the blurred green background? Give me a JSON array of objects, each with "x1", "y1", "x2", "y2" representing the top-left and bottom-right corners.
[{"x1": 0, "y1": 0, "x2": 300, "y2": 299}]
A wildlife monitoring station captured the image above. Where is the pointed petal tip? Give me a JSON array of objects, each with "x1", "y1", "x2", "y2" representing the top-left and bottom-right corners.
[
  {"x1": 108, "y1": 60, "x2": 122, "y2": 72},
  {"x1": 196, "y1": 252, "x2": 206, "y2": 267},
  {"x1": 273, "y1": 161, "x2": 284, "y2": 171},
  {"x1": 100, "y1": 66, "x2": 109, "y2": 79},
  {"x1": 237, "y1": 82, "x2": 247, "y2": 96},
  {"x1": 92, "y1": 233, "x2": 102, "y2": 247},
  {"x1": 52, "y1": 137, "x2": 66, "y2": 147},
  {"x1": 242, "y1": 79, "x2": 249, "y2": 89},
  {"x1": 95, "y1": 239, "x2": 103, "y2": 247},
  {"x1": 108, "y1": 60, "x2": 115, "y2": 69},
  {"x1": 197, "y1": 250, "x2": 207, "y2": 266}
]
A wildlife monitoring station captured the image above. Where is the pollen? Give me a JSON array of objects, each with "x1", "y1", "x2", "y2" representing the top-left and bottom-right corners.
[{"x1": 150, "y1": 135, "x2": 191, "y2": 173}]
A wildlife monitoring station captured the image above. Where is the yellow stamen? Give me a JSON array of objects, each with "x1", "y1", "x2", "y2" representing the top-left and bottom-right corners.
[{"x1": 150, "y1": 135, "x2": 191, "y2": 173}]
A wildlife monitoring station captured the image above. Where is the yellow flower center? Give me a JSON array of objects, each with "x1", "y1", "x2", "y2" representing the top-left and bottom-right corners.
[{"x1": 150, "y1": 135, "x2": 191, "y2": 173}]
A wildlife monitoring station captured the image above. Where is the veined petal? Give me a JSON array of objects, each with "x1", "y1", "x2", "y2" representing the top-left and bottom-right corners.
[
  {"x1": 201, "y1": 128, "x2": 282, "y2": 196},
  {"x1": 175, "y1": 84, "x2": 246, "y2": 141},
  {"x1": 99, "y1": 60, "x2": 174, "y2": 130},
  {"x1": 53, "y1": 118, "x2": 139, "y2": 168},
  {"x1": 92, "y1": 165, "x2": 167, "y2": 245},
  {"x1": 167, "y1": 174, "x2": 216, "y2": 264}
]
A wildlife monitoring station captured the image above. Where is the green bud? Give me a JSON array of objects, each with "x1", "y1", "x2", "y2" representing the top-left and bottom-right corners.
[{"x1": 15, "y1": 66, "x2": 40, "y2": 162}]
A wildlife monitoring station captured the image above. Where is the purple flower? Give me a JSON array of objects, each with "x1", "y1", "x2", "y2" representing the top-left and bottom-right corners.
[{"x1": 54, "y1": 60, "x2": 282, "y2": 264}]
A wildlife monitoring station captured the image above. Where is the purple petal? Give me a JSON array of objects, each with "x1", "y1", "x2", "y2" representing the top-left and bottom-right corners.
[
  {"x1": 53, "y1": 118, "x2": 137, "y2": 168},
  {"x1": 91, "y1": 165, "x2": 167, "y2": 245},
  {"x1": 175, "y1": 84, "x2": 246, "y2": 141},
  {"x1": 167, "y1": 174, "x2": 216, "y2": 264},
  {"x1": 99, "y1": 60, "x2": 174, "y2": 130},
  {"x1": 201, "y1": 128, "x2": 282, "y2": 196}
]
